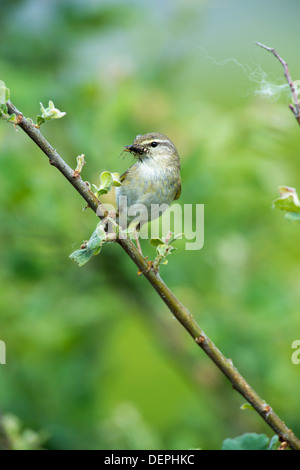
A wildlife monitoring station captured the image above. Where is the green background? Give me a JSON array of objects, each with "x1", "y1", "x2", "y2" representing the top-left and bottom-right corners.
[{"x1": 0, "y1": 0, "x2": 300, "y2": 450}]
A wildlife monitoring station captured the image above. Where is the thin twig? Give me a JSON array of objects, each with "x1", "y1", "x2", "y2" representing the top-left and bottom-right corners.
[
  {"x1": 5, "y1": 100, "x2": 300, "y2": 450},
  {"x1": 256, "y1": 42, "x2": 300, "y2": 124}
]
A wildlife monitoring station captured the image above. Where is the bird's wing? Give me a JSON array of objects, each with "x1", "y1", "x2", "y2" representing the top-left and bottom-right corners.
[
  {"x1": 120, "y1": 162, "x2": 137, "y2": 184},
  {"x1": 174, "y1": 183, "x2": 181, "y2": 200},
  {"x1": 120, "y1": 170, "x2": 129, "y2": 183}
]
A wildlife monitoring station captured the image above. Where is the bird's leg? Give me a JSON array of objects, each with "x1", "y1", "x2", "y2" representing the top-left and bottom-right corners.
[
  {"x1": 132, "y1": 223, "x2": 152, "y2": 275},
  {"x1": 131, "y1": 223, "x2": 155, "y2": 276}
]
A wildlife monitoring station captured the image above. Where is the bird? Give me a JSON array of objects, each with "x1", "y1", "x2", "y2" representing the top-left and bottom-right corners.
[{"x1": 116, "y1": 132, "x2": 181, "y2": 254}]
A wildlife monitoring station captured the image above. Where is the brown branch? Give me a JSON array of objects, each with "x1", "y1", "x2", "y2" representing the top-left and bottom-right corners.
[
  {"x1": 5, "y1": 99, "x2": 300, "y2": 450},
  {"x1": 256, "y1": 42, "x2": 300, "y2": 124}
]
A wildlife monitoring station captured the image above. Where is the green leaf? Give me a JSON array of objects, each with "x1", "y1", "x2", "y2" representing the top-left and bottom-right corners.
[
  {"x1": 221, "y1": 433, "x2": 271, "y2": 450},
  {"x1": 0, "y1": 82, "x2": 14, "y2": 123},
  {"x1": 74, "y1": 154, "x2": 85, "y2": 175},
  {"x1": 0, "y1": 103, "x2": 8, "y2": 115},
  {"x1": 37, "y1": 100, "x2": 66, "y2": 126},
  {"x1": 285, "y1": 212, "x2": 300, "y2": 223},
  {"x1": 95, "y1": 223, "x2": 107, "y2": 239},
  {"x1": 240, "y1": 403, "x2": 255, "y2": 411},
  {"x1": 156, "y1": 243, "x2": 169, "y2": 256},
  {"x1": 157, "y1": 244, "x2": 177, "y2": 256},
  {"x1": 0, "y1": 81, "x2": 10, "y2": 105},
  {"x1": 36, "y1": 116, "x2": 45, "y2": 127},
  {"x1": 93, "y1": 171, "x2": 121, "y2": 197},
  {"x1": 268, "y1": 435, "x2": 280, "y2": 450},
  {"x1": 111, "y1": 172, "x2": 122, "y2": 187},
  {"x1": 150, "y1": 232, "x2": 181, "y2": 272},
  {"x1": 100, "y1": 171, "x2": 114, "y2": 188},
  {"x1": 7, "y1": 113, "x2": 17, "y2": 122},
  {"x1": 273, "y1": 186, "x2": 300, "y2": 213},
  {"x1": 69, "y1": 246, "x2": 102, "y2": 267},
  {"x1": 69, "y1": 223, "x2": 107, "y2": 266},
  {"x1": 95, "y1": 188, "x2": 108, "y2": 197},
  {"x1": 149, "y1": 237, "x2": 165, "y2": 247}
]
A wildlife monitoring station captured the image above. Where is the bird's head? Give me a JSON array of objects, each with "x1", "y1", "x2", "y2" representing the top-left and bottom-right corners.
[{"x1": 124, "y1": 132, "x2": 179, "y2": 162}]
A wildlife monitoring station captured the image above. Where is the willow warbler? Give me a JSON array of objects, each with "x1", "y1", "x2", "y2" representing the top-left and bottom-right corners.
[{"x1": 116, "y1": 133, "x2": 181, "y2": 251}]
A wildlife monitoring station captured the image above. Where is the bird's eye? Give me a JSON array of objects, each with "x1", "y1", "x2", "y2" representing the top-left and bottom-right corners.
[{"x1": 151, "y1": 142, "x2": 158, "y2": 148}]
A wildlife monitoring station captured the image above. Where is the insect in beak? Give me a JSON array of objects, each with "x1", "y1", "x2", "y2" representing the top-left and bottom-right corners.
[{"x1": 123, "y1": 144, "x2": 146, "y2": 156}]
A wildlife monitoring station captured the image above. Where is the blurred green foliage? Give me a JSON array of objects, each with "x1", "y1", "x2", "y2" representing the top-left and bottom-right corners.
[
  {"x1": 1, "y1": 0, "x2": 300, "y2": 450},
  {"x1": 0, "y1": 413, "x2": 46, "y2": 450},
  {"x1": 221, "y1": 433, "x2": 279, "y2": 451}
]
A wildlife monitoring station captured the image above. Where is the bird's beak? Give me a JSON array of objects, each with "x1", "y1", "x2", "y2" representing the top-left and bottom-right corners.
[{"x1": 123, "y1": 144, "x2": 146, "y2": 155}]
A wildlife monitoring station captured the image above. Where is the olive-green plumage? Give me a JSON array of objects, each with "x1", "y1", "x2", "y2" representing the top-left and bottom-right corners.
[{"x1": 116, "y1": 132, "x2": 181, "y2": 228}]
